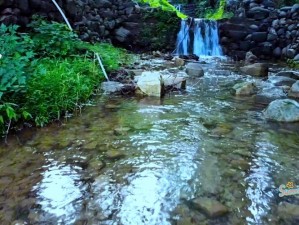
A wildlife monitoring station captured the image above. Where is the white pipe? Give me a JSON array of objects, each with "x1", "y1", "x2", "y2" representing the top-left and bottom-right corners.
[
  {"x1": 51, "y1": 0, "x2": 73, "y2": 31},
  {"x1": 95, "y1": 53, "x2": 109, "y2": 81}
]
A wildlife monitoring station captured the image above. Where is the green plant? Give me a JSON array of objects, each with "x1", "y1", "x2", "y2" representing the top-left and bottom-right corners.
[
  {"x1": 28, "y1": 15, "x2": 80, "y2": 57},
  {"x1": 78, "y1": 42, "x2": 134, "y2": 72},
  {"x1": 287, "y1": 59, "x2": 299, "y2": 69},
  {"x1": 24, "y1": 57, "x2": 104, "y2": 126},
  {"x1": 140, "y1": 9, "x2": 180, "y2": 50},
  {"x1": 205, "y1": 0, "x2": 233, "y2": 20},
  {"x1": 138, "y1": 0, "x2": 187, "y2": 19}
]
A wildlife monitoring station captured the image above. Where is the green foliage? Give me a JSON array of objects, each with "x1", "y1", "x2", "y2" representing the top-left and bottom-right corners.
[
  {"x1": 287, "y1": 59, "x2": 299, "y2": 69},
  {"x1": 141, "y1": 10, "x2": 180, "y2": 50},
  {"x1": 78, "y1": 42, "x2": 134, "y2": 72},
  {"x1": 28, "y1": 16, "x2": 80, "y2": 57},
  {"x1": 205, "y1": 0, "x2": 233, "y2": 20},
  {"x1": 0, "y1": 24, "x2": 35, "y2": 99},
  {"x1": 138, "y1": 0, "x2": 187, "y2": 19},
  {"x1": 0, "y1": 18, "x2": 134, "y2": 135},
  {"x1": 24, "y1": 57, "x2": 103, "y2": 126}
]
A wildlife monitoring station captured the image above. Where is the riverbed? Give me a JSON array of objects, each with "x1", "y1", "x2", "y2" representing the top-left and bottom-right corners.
[{"x1": 1, "y1": 59, "x2": 299, "y2": 225}]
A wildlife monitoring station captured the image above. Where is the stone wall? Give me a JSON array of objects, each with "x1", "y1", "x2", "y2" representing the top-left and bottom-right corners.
[
  {"x1": 0, "y1": 0, "x2": 179, "y2": 51},
  {"x1": 219, "y1": 1, "x2": 299, "y2": 61}
]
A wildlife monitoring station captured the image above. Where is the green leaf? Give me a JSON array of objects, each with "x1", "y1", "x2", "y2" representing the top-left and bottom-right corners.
[
  {"x1": 0, "y1": 115, "x2": 3, "y2": 124},
  {"x1": 6, "y1": 106, "x2": 17, "y2": 120},
  {"x1": 22, "y1": 111, "x2": 32, "y2": 120}
]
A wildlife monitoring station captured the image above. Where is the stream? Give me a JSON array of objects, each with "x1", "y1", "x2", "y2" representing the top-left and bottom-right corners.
[{"x1": 1, "y1": 59, "x2": 299, "y2": 225}]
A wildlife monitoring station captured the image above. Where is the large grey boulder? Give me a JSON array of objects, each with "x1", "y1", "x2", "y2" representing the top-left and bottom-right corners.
[
  {"x1": 232, "y1": 82, "x2": 257, "y2": 96},
  {"x1": 186, "y1": 63, "x2": 204, "y2": 77},
  {"x1": 289, "y1": 81, "x2": 299, "y2": 98},
  {"x1": 264, "y1": 99, "x2": 299, "y2": 122},
  {"x1": 240, "y1": 63, "x2": 268, "y2": 77},
  {"x1": 268, "y1": 76, "x2": 297, "y2": 87},
  {"x1": 275, "y1": 71, "x2": 299, "y2": 80}
]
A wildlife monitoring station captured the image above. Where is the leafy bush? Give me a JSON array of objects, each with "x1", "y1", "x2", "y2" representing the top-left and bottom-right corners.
[
  {"x1": 28, "y1": 16, "x2": 80, "y2": 57},
  {"x1": 138, "y1": 0, "x2": 187, "y2": 19},
  {"x1": 25, "y1": 57, "x2": 103, "y2": 126},
  {"x1": 0, "y1": 24, "x2": 34, "y2": 133},
  {"x1": 0, "y1": 18, "x2": 134, "y2": 135}
]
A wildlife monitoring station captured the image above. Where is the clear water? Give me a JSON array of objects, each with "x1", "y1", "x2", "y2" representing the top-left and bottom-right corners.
[{"x1": 1, "y1": 61, "x2": 299, "y2": 225}]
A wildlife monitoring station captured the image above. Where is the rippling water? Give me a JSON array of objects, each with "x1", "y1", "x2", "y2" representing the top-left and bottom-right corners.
[{"x1": 1, "y1": 61, "x2": 299, "y2": 225}]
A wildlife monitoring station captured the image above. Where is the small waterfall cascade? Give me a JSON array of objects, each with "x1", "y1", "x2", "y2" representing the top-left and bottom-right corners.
[
  {"x1": 175, "y1": 19, "x2": 222, "y2": 56},
  {"x1": 175, "y1": 20, "x2": 190, "y2": 55}
]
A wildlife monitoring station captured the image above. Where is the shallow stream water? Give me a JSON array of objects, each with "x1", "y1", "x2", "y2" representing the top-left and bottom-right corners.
[{"x1": 1, "y1": 60, "x2": 299, "y2": 225}]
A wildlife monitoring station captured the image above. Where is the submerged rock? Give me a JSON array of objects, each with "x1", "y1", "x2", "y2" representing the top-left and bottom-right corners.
[
  {"x1": 275, "y1": 71, "x2": 299, "y2": 80},
  {"x1": 106, "y1": 150, "x2": 126, "y2": 160},
  {"x1": 232, "y1": 82, "x2": 257, "y2": 96},
  {"x1": 240, "y1": 63, "x2": 268, "y2": 77},
  {"x1": 174, "y1": 57, "x2": 185, "y2": 67},
  {"x1": 191, "y1": 197, "x2": 229, "y2": 218},
  {"x1": 264, "y1": 99, "x2": 299, "y2": 122},
  {"x1": 278, "y1": 202, "x2": 299, "y2": 221},
  {"x1": 186, "y1": 63, "x2": 204, "y2": 77}
]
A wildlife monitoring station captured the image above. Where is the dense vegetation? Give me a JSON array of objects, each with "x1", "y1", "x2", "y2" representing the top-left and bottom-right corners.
[{"x1": 0, "y1": 18, "x2": 132, "y2": 136}]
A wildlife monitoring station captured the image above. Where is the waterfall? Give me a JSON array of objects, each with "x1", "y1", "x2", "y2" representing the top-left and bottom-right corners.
[
  {"x1": 175, "y1": 19, "x2": 222, "y2": 57},
  {"x1": 175, "y1": 20, "x2": 190, "y2": 55}
]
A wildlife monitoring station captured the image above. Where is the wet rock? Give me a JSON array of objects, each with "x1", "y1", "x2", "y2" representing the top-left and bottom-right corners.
[
  {"x1": 275, "y1": 71, "x2": 299, "y2": 80},
  {"x1": 232, "y1": 82, "x2": 257, "y2": 96},
  {"x1": 240, "y1": 63, "x2": 268, "y2": 77},
  {"x1": 106, "y1": 150, "x2": 126, "y2": 160},
  {"x1": 245, "y1": 51, "x2": 258, "y2": 64},
  {"x1": 211, "y1": 123, "x2": 234, "y2": 136},
  {"x1": 104, "y1": 104, "x2": 120, "y2": 109},
  {"x1": 101, "y1": 81, "x2": 125, "y2": 94},
  {"x1": 264, "y1": 99, "x2": 299, "y2": 122},
  {"x1": 278, "y1": 202, "x2": 299, "y2": 221},
  {"x1": 186, "y1": 63, "x2": 204, "y2": 77},
  {"x1": 136, "y1": 71, "x2": 162, "y2": 97},
  {"x1": 174, "y1": 57, "x2": 185, "y2": 67},
  {"x1": 88, "y1": 158, "x2": 105, "y2": 171},
  {"x1": 268, "y1": 76, "x2": 297, "y2": 87},
  {"x1": 191, "y1": 197, "x2": 229, "y2": 218},
  {"x1": 161, "y1": 71, "x2": 187, "y2": 90},
  {"x1": 289, "y1": 81, "x2": 299, "y2": 98}
]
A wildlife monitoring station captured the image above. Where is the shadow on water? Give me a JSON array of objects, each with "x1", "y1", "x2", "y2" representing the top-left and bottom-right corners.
[{"x1": 1, "y1": 62, "x2": 299, "y2": 224}]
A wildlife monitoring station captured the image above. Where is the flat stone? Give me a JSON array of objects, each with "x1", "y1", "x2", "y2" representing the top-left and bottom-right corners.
[
  {"x1": 106, "y1": 150, "x2": 126, "y2": 160},
  {"x1": 191, "y1": 197, "x2": 229, "y2": 218}
]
